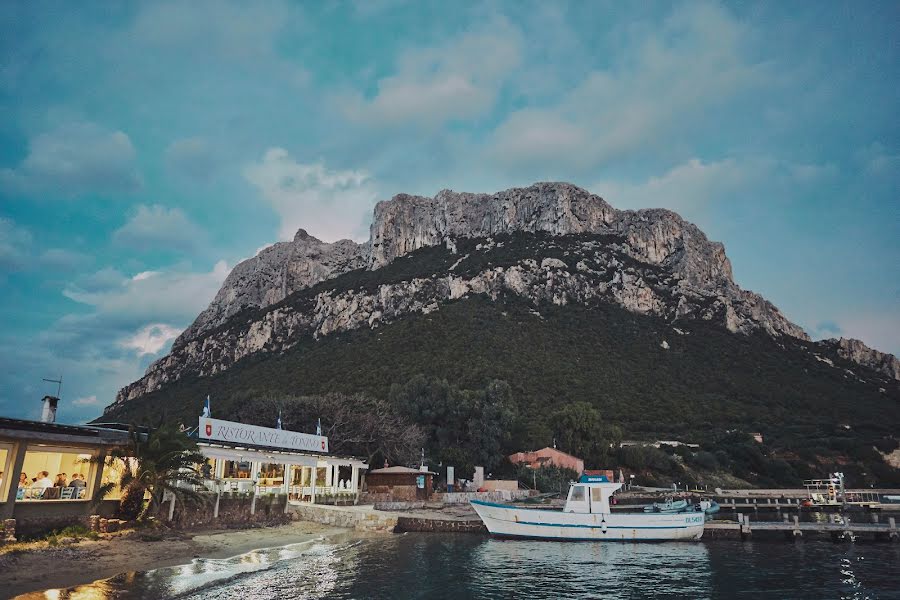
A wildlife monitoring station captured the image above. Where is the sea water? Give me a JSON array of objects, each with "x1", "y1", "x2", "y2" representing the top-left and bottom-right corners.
[{"x1": 17, "y1": 533, "x2": 900, "y2": 599}]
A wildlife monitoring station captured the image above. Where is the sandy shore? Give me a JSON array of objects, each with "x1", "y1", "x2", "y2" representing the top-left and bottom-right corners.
[{"x1": 0, "y1": 521, "x2": 349, "y2": 597}]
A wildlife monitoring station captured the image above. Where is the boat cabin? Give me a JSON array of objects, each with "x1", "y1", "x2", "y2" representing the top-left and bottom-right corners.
[{"x1": 563, "y1": 474, "x2": 622, "y2": 514}]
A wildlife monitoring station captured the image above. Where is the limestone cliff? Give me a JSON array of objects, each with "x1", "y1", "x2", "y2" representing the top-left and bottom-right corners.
[
  {"x1": 110, "y1": 181, "x2": 871, "y2": 412},
  {"x1": 818, "y1": 337, "x2": 900, "y2": 381}
]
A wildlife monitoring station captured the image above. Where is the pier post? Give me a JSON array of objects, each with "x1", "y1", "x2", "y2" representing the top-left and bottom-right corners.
[
  {"x1": 843, "y1": 516, "x2": 854, "y2": 542},
  {"x1": 214, "y1": 482, "x2": 221, "y2": 519},
  {"x1": 168, "y1": 492, "x2": 176, "y2": 521},
  {"x1": 889, "y1": 517, "x2": 898, "y2": 542},
  {"x1": 250, "y1": 487, "x2": 257, "y2": 515},
  {"x1": 740, "y1": 513, "x2": 752, "y2": 541}
]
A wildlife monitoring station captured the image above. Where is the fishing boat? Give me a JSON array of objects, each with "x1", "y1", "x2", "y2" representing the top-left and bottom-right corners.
[{"x1": 470, "y1": 474, "x2": 705, "y2": 541}]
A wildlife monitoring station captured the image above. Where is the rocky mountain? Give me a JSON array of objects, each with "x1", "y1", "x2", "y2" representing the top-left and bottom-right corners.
[
  {"x1": 819, "y1": 337, "x2": 900, "y2": 381},
  {"x1": 112, "y1": 182, "x2": 845, "y2": 411}
]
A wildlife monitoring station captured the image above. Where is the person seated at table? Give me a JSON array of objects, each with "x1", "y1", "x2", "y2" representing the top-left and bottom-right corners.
[
  {"x1": 31, "y1": 471, "x2": 54, "y2": 489},
  {"x1": 19, "y1": 472, "x2": 28, "y2": 488},
  {"x1": 71, "y1": 473, "x2": 87, "y2": 488},
  {"x1": 54, "y1": 473, "x2": 68, "y2": 487}
]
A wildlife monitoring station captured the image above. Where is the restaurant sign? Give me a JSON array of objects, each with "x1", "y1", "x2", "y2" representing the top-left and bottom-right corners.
[{"x1": 199, "y1": 417, "x2": 329, "y2": 453}]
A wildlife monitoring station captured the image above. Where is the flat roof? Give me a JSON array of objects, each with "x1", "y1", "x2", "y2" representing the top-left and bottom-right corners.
[{"x1": 0, "y1": 417, "x2": 134, "y2": 444}]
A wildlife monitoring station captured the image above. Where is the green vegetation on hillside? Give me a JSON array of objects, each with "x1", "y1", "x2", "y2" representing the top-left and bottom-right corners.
[{"x1": 104, "y1": 295, "x2": 900, "y2": 487}]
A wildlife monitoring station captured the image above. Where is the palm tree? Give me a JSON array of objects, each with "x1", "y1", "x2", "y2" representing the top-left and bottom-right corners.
[{"x1": 91, "y1": 423, "x2": 209, "y2": 521}]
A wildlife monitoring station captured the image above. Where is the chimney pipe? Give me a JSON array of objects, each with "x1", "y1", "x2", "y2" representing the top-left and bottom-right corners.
[{"x1": 40, "y1": 396, "x2": 59, "y2": 423}]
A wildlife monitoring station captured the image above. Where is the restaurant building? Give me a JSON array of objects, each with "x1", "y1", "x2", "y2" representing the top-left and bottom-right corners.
[
  {"x1": 0, "y1": 401, "x2": 134, "y2": 536},
  {"x1": 194, "y1": 417, "x2": 369, "y2": 504},
  {"x1": 0, "y1": 398, "x2": 369, "y2": 538}
]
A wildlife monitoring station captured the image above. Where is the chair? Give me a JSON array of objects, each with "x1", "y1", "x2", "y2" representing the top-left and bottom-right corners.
[
  {"x1": 60, "y1": 487, "x2": 75, "y2": 499},
  {"x1": 29, "y1": 487, "x2": 45, "y2": 500},
  {"x1": 15, "y1": 487, "x2": 25, "y2": 500},
  {"x1": 76, "y1": 487, "x2": 87, "y2": 499},
  {"x1": 43, "y1": 487, "x2": 61, "y2": 500}
]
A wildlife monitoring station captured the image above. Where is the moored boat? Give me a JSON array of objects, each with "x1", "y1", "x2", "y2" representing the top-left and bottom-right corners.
[{"x1": 471, "y1": 474, "x2": 705, "y2": 541}]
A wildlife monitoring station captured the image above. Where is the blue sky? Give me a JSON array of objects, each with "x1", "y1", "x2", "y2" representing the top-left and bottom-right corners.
[{"x1": 1, "y1": 1, "x2": 897, "y2": 423}]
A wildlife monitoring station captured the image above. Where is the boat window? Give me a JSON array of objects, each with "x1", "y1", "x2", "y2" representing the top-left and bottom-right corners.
[
  {"x1": 591, "y1": 487, "x2": 603, "y2": 502},
  {"x1": 570, "y1": 486, "x2": 586, "y2": 502}
]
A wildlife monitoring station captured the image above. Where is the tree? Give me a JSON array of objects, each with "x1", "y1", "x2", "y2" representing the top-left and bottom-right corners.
[
  {"x1": 551, "y1": 402, "x2": 622, "y2": 468},
  {"x1": 235, "y1": 392, "x2": 424, "y2": 466},
  {"x1": 92, "y1": 423, "x2": 207, "y2": 521}
]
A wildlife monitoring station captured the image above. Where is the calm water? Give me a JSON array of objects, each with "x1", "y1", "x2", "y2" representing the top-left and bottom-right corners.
[{"x1": 18, "y1": 533, "x2": 900, "y2": 599}]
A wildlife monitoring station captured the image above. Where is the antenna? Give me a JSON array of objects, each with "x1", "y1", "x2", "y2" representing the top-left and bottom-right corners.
[{"x1": 42, "y1": 376, "x2": 62, "y2": 398}]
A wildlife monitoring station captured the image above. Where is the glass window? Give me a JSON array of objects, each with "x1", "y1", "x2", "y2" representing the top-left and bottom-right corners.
[
  {"x1": 18, "y1": 448, "x2": 93, "y2": 501},
  {"x1": 0, "y1": 444, "x2": 10, "y2": 501},
  {"x1": 258, "y1": 463, "x2": 284, "y2": 485},
  {"x1": 591, "y1": 487, "x2": 603, "y2": 503},
  {"x1": 223, "y1": 460, "x2": 252, "y2": 479},
  {"x1": 570, "y1": 485, "x2": 586, "y2": 502},
  {"x1": 101, "y1": 457, "x2": 138, "y2": 501}
]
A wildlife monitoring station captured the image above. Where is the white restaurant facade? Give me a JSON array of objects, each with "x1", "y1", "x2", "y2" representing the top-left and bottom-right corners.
[{"x1": 194, "y1": 417, "x2": 369, "y2": 503}]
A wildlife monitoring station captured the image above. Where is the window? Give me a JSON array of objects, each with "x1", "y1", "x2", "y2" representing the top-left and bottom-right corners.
[
  {"x1": 0, "y1": 444, "x2": 11, "y2": 501},
  {"x1": 591, "y1": 487, "x2": 603, "y2": 503},
  {"x1": 18, "y1": 447, "x2": 93, "y2": 501},
  {"x1": 258, "y1": 463, "x2": 284, "y2": 486},
  {"x1": 570, "y1": 485, "x2": 586, "y2": 502},
  {"x1": 222, "y1": 460, "x2": 252, "y2": 479},
  {"x1": 101, "y1": 457, "x2": 138, "y2": 501}
]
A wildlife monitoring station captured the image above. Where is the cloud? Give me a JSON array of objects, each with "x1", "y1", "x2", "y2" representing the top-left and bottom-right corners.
[
  {"x1": 592, "y1": 156, "x2": 835, "y2": 213},
  {"x1": 488, "y1": 3, "x2": 770, "y2": 171},
  {"x1": 164, "y1": 137, "x2": 219, "y2": 181},
  {"x1": 120, "y1": 323, "x2": 182, "y2": 357},
  {"x1": 0, "y1": 217, "x2": 33, "y2": 271},
  {"x1": 72, "y1": 395, "x2": 100, "y2": 407},
  {"x1": 113, "y1": 204, "x2": 207, "y2": 252},
  {"x1": 63, "y1": 261, "x2": 229, "y2": 325},
  {"x1": 243, "y1": 148, "x2": 377, "y2": 241},
  {"x1": 338, "y1": 16, "x2": 522, "y2": 127},
  {"x1": 0, "y1": 219, "x2": 92, "y2": 273},
  {"x1": 0, "y1": 122, "x2": 141, "y2": 196}
]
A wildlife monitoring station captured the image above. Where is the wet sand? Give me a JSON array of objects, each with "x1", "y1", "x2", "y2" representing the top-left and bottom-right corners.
[{"x1": 0, "y1": 521, "x2": 347, "y2": 597}]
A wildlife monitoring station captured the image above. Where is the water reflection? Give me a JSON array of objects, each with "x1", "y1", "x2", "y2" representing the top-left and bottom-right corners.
[{"x1": 17, "y1": 534, "x2": 900, "y2": 600}]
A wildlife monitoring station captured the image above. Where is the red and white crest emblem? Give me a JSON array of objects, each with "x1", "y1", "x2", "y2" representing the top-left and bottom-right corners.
[{"x1": 205, "y1": 422, "x2": 212, "y2": 437}]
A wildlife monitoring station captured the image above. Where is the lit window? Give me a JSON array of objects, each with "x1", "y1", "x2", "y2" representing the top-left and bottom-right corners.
[
  {"x1": 18, "y1": 448, "x2": 94, "y2": 501},
  {"x1": 258, "y1": 463, "x2": 284, "y2": 486},
  {"x1": 222, "y1": 460, "x2": 252, "y2": 479},
  {"x1": 101, "y1": 457, "x2": 138, "y2": 500}
]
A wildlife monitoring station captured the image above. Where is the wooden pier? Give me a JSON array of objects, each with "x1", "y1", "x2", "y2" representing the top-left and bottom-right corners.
[{"x1": 705, "y1": 514, "x2": 900, "y2": 542}]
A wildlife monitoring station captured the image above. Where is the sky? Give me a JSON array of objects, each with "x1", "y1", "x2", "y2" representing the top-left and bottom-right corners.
[{"x1": 0, "y1": 1, "x2": 898, "y2": 423}]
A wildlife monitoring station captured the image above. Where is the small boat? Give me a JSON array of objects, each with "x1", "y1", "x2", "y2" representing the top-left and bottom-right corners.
[
  {"x1": 471, "y1": 474, "x2": 705, "y2": 541},
  {"x1": 643, "y1": 499, "x2": 689, "y2": 513},
  {"x1": 643, "y1": 498, "x2": 720, "y2": 515}
]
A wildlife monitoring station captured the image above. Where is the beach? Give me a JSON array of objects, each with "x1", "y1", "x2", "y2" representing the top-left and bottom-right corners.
[{"x1": 0, "y1": 521, "x2": 349, "y2": 598}]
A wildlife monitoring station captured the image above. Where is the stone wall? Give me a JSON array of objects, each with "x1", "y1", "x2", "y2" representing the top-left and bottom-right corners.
[
  {"x1": 171, "y1": 492, "x2": 290, "y2": 528},
  {"x1": 434, "y1": 490, "x2": 533, "y2": 505},
  {"x1": 395, "y1": 517, "x2": 486, "y2": 534},
  {"x1": 288, "y1": 503, "x2": 397, "y2": 532}
]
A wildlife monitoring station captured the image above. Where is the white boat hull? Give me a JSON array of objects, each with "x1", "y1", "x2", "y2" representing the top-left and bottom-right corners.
[{"x1": 471, "y1": 500, "x2": 704, "y2": 541}]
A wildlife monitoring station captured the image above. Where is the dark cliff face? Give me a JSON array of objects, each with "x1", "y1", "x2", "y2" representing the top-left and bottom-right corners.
[{"x1": 108, "y1": 181, "x2": 895, "y2": 413}]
